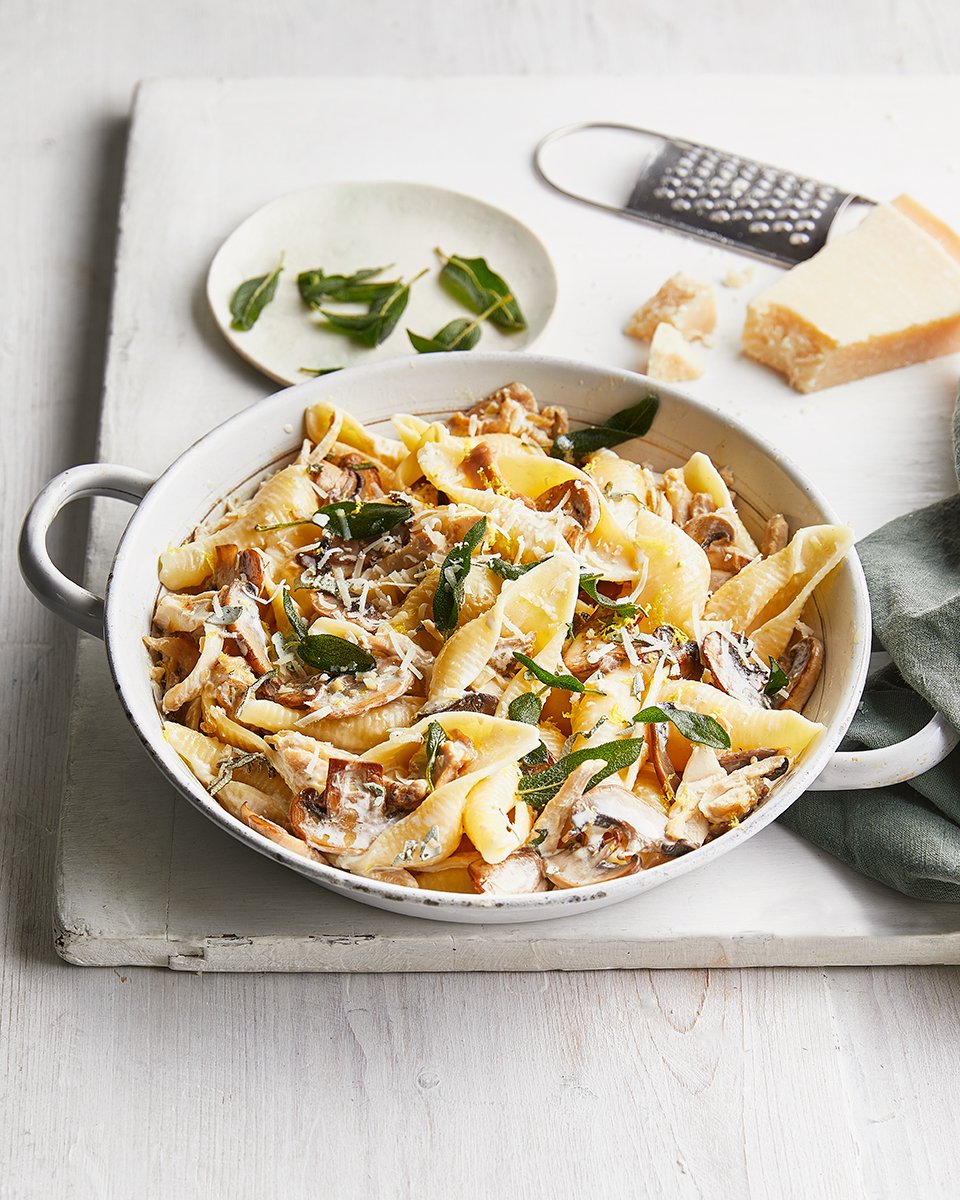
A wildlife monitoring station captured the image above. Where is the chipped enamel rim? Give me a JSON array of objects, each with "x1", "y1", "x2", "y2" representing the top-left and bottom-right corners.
[{"x1": 101, "y1": 353, "x2": 870, "y2": 925}]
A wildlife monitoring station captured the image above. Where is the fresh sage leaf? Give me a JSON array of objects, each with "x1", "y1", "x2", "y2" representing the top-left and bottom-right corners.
[
  {"x1": 551, "y1": 394, "x2": 660, "y2": 464},
  {"x1": 407, "y1": 318, "x2": 483, "y2": 355},
  {"x1": 432, "y1": 517, "x2": 487, "y2": 636},
  {"x1": 436, "y1": 250, "x2": 525, "y2": 331},
  {"x1": 487, "y1": 556, "x2": 548, "y2": 580},
  {"x1": 318, "y1": 500, "x2": 412, "y2": 540},
  {"x1": 321, "y1": 269, "x2": 427, "y2": 348},
  {"x1": 282, "y1": 588, "x2": 308, "y2": 643},
  {"x1": 634, "y1": 702, "x2": 731, "y2": 750},
  {"x1": 296, "y1": 634, "x2": 377, "y2": 675},
  {"x1": 423, "y1": 721, "x2": 448, "y2": 791},
  {"x1": 508, "y1": 693, "x2": 543, "y2": 725},
  {"x1": 230, "y1": 255, "x2": 284, "y2": 332},
  {"x1": 528, "y1": 828, "x2": 548, "y2": 848},
  {"x1": 579, "y1": 573, "x2": 638, "y2": 618},
  {"x1": 298, "y1": 265, "x2": 395, "y2": 309},
  {"x1": 513, "y1": 652, "x2": 593, "y2": 695},
  {"x1": 765, "y1": 656, "x2": 790, "y2": 696},
  {"x1": 518, "y1": 739, "x2": 646, "y2": 810}
]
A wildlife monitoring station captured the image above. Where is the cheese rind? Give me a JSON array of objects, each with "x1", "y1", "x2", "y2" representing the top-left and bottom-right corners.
[
  {"x1": 647, "y1": 322, "x2": 705, "y2": 383},
  {"x1": 626, "y1": 273, "x2": 717, "y2": 344},
  {"x1": 742, "y1": 197, "x2": 960, "y2": 393}
]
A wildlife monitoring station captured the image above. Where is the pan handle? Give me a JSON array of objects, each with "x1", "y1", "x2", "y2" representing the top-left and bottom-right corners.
[
  {"x1": 808, "y1": 712, "x2": 959, "y2": 790},
  {"x1": 19, "y1": 463, "x2": 154, "y2": 639}
]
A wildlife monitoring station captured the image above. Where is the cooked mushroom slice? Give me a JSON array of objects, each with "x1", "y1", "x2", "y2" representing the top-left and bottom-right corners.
[
  {"x1": 646, "y1": 721, "x2": 680, "y2": 803},
  {"x1": 210, "y1": 545, "x2": 267, "y2": 595},
  {"x1": 650, "y1": 624, "x2": 702, "y2": 680},
  {"x1": 688, "y1": 491, "x2": 718, "y2": 521},
  {"x1": 542, "y1": 784, "x2": 671, "y2": 888},
  {"x1": 682, "y1": 512, "x2": 737, "y2": 549},
  {"x1": 241, "y1": 804, "x2": 327, "y2": 863},
  {"x1": 310, "y1": 459, "x2": 361, "y2": 502},
  {"x1": 716, "y1": 748, "x2": 782, "y2": 773},
  {"x1": 700, "y1": 631, "x2": 769, "y2": 708},
  {"x1": 144, "y1": 634, "x2": 200, "y2": 693},
  {"x1": 530, "y1": 761, "x2": 667, "y2": 888},
  {"x1": 469, "y1": 847, "x2": 549, "y2": 895},
  {"x1": 431, "y1": 731, "x2": 478, "y2": 789},
  {"x1": 462, "y1": 442, "x2": 526, "y2": 500},
  {"x1": 161, "y1": 628, "x2": 224, "y2": 713},
  {"x1": 535, "y1": 479, "x2": 601, "y2": 534},
  {"x1": 339, "y1": 452, "x2": 387, "y2": 500},
  {"x1": 259, "y1": 676, "x2": 322, "y2": 708},
  {"x1": 696, "y1": 755, "x2": 788, "y2": 824},
  {"x1": 417, "y1": 692, "x2": 498, "y2": 719},
  {"x1": 775, "y1": 635, "x2": 824, "y2": 713},
  {"x1": 289, "y1": 758, "x2": 389, "y2": 853},
  {"x1": 384, "y1": 777, "x2": 430, "y2": 815},
  {"x1": 221, "y1": 581, "x2": 273, "y2": 675},
  {"x1": 706, "y1": 542, "x2": 754, "y2": 577},
  {"x1": 761, "y1": 513, "x2": 789, "y2": 557}
]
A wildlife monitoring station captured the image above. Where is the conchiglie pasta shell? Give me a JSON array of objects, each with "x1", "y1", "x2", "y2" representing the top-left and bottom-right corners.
[
  {"x1": 629, "y1": 509, "x2": 710, "y2": 633},
  {"x1": 682, "y1": 451, "x2": 759, "y2": 556},
  {"x1": 292, "y1": 696, "x2": 424, "y2": 754},
  {"x1": 163, "y1": 721, "x2": 232, "y2": 786},
  {"x1": 352, "y1": 772, "x2": 477, "y2": 872},
  {"x1": 392, "y1": 412, "x2": 431, "y2": 450},
  {"x1": 705, "y1": 524, "x2": 853, "y2": 660},
  {"x1": 463, "y1": 764, "x2": 524, "y2": 864},
  {"x1": 430, "y1": 606, "x2": 504, "y2": 700},
  {"x1": 303, "y1": 402, "x2": 344, "y2": 460},
  {"x1": 216, "y1": 780, "x2": 289, "y2": 826},
  {"x1": 659, "y1": 679, "x2": 824, "y2": 761}
]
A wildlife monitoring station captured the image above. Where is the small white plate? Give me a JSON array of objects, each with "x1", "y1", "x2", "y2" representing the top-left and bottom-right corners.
[{"x1": 206, "y1": 182, "x2": 557, "y2": 384}]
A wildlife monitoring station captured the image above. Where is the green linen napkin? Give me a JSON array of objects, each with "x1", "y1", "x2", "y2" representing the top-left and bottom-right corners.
[{"x1": 780, "y1": 398, "x2": 960, "y2": 902}]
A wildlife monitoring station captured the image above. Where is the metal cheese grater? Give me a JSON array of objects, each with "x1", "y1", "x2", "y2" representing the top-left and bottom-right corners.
[{"x1": 534, "y1": 122, "x2": 874, "y2": 267}]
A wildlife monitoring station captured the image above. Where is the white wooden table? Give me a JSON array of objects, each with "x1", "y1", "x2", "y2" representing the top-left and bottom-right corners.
[{"x1": 5, "y1": 3, "x2": 960, "y2": 1196}]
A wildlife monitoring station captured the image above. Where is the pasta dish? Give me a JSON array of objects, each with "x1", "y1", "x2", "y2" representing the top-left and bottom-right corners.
[{"x1": 148, "y1": 382, "x2": 851, "y2": 895}]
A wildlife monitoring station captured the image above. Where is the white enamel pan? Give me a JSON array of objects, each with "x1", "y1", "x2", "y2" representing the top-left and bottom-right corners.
[{"x1": 19, "y1": 355, "x2": 960, "y2": 923}]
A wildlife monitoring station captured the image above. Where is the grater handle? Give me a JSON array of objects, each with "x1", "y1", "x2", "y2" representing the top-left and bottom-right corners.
[{"x1": 534, "y1": 121, "x2": 873, "y2": 267}]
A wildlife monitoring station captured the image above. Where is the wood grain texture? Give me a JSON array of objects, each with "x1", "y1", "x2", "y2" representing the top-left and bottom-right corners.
[{"x1": 3, "y1": 1, "x2": 960, "y2": 1197}]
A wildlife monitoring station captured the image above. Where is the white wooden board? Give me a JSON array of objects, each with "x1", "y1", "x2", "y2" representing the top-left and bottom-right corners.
[{"x1": 57, "y1": 75, "x2": 960, "y2": 970}]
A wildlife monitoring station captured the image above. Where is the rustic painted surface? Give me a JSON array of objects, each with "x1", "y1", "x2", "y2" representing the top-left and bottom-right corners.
[{"x1": 5, "y1": 2, "x2": 960, "y2": 1196}]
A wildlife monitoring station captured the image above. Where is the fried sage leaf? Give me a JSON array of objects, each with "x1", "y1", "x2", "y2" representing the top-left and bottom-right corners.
[
  {"x1": 551, "y1": 394, "x2": 660, "y2": 464},
  {"x1": 318, "y1": 500, "x2": 412, "y2": 540},
  {"x1": 423, "y1": 721, "x2": 448, "y2": 791},
  {"x1": 230, "y1": 255, "x2": 284, "y2": 331},
  {"x1": 257, "y1": 500, "x2": 411, "y2": 538},
  {"x1": 765, "y1": 656, "x2": 790, "y2": 696},
  {"x1": 298, "y1": 265, "x2": 395, "y2": 309},
  {"x1": 296, "y1": 634, "x2": 377, "y2": 675},
  {"x1": 432, "y1": 517, "x2": 487, "y2": 636},
  {"x1": 299, "y1": 366, "x2": 343, "y2": 377},
  {"x1": 407, "y1": 317, "x2": 483, "y2": 355},
  {"x1": 436, "y1": 250, "x2": 525, "y2": 331},
  {"x1": 634, "y1": 702, "x2": 731, "y2": 749},
  {"x1": 508, "y1": 693, "x2": 543, "y2": 725},
  {"x1": 513, "y1": 652, "x2": 592, "y2": 695},
  {"x1": 487, "y1": 556, "x2": 548, "y2": 581},
  {"x1": 579, "y1": 573, "x2": 638, "y2": 618},
  {"x1": 321, "y1": 269, "x2": 427, "y2": 348},
  {"x1": 518, "y1": 739, "x2": 646, "y2": 810}
]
